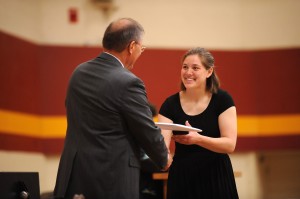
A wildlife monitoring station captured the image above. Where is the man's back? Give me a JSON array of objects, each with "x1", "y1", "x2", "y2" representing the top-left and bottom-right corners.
[
  {"x1": 53, "y1": 17, "x2": 170, "y2": 199},
  {"x1": 54, "y1": 53, "x2": 167, "y2": 199}
]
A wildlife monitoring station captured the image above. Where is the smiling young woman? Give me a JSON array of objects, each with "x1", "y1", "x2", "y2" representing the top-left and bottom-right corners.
[{"x1": 158, "y1": 47, "x2": 239, "y2": 199}]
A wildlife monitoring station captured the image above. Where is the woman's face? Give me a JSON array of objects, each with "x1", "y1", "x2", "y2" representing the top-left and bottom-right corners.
[{"x1": 181, "y1": 54, "x2": 212, "y2": 90}]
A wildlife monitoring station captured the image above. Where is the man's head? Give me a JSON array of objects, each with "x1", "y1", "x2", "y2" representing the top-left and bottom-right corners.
[{"x1": 102, "y1": 18, "x2": 146, "y2": 69}]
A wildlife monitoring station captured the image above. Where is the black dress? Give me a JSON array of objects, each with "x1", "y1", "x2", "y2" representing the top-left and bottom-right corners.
[{"x1": 159, "y1": 89, "x2": 239, "y2": 199}]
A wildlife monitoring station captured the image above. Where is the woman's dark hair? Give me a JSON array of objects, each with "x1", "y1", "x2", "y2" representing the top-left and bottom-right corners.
[
  {"x1": 102, "y1": 18, "x2": 144, "y2": 52},
  {"x1": 180, "y1": 47, "x2": 220, "y2": 93}
]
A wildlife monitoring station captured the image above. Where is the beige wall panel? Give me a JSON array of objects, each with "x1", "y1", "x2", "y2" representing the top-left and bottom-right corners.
[
  {"x1": 0, "y1": 0, "x2": 41, "y2": 42},
  {"x1": 230, "y1": 152, "x2": 263, "y2": 199},
  {"x1": 0, "y1": 151, "x2": 59, "y2": 194},
  {"x1": 0, "y1": 0, "x2": 299, "y2": 49}
]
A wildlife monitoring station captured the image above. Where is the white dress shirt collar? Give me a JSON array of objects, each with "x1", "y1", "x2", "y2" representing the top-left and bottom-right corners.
[{"x1": 103, "y1": 52, "x2": 124, "y2": 68}]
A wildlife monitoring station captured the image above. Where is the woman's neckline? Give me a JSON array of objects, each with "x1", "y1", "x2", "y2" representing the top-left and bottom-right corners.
[{"x1": 178, "y1": 91, "x2": 213, "y2": 116}]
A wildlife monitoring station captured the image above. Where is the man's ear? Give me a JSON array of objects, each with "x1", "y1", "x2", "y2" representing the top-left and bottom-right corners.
[{"x1": 128, "y1": 41, "x2": 135, "y2": 54}]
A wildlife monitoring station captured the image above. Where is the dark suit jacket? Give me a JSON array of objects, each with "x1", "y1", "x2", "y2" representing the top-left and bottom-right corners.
[{"x1": 53, "y1": 53, "x2": 168, "y2": 199}]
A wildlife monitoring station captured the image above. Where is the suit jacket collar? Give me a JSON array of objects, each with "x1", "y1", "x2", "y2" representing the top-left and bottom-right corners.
[{"x1": 100, "y1": 52, "x2": 124, "y2": 68}]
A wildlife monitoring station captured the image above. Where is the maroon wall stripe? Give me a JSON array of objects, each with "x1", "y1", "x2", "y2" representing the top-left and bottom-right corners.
[
  {"x1": 0, "y1": 31, "x2": 40, "y2": 113},
  {"x1": 1, "y1": 31, "x2": 300, "y2": 115},
  {"x1": 236, "y1": 135, "x2": 300, "y2": 151},
  {"x1": 134, "y1": 49, "x2": 300, "y2": 114}
]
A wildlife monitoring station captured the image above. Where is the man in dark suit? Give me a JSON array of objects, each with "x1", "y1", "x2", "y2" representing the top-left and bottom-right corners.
[{"x1": 53, "y1": 18, "x2": 172, "y2": 199}]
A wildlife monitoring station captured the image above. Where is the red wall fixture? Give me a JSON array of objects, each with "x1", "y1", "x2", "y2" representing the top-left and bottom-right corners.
[{"x1": 68, "y1": 7, "x2": 78, "y2": 23}]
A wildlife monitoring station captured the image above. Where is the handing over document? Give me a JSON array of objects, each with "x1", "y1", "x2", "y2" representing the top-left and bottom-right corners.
[{"x1": 155, "y1": 122, "x2": 202, "y2": 132}]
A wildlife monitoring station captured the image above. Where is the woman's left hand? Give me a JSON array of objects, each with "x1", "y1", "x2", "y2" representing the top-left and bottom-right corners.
[{"x1": 172, "y1": 121, "x2": 201, "y2": 145}]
